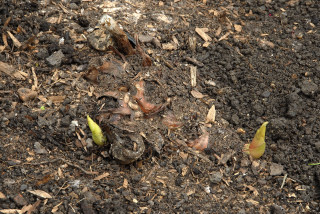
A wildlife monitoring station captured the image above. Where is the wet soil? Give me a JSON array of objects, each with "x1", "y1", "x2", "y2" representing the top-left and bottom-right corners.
[{"x1": 0, "y1": 0, "x2": 319, "y2": 213}]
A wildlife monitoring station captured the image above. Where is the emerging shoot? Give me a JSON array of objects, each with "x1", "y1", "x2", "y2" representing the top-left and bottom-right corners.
[
  {"x1": 87, "y1": 115, "x2": 107, "y2": 146},
  {"x1": 244, "y1": 122, "x2": 268, "y2": 159}
]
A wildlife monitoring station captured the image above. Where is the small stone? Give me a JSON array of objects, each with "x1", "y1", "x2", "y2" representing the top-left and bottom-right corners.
[
  {"x1": 270, "y1": 163, "x2": 284, "y2": 176},
  {"x1": 80, "y1": 199, "x2": 95, "y2": 214},
  {"x1": 261, "y1": 90, "x2": 271, "y2": 98},
  {"x1": 36, "y1": 48, "x2": 49, "y2": 59},
  {"x1": 270, "y1": 204, "x2": 285, "y2": 214},
  {"x1": 299, "y1": 80, "x2": 318, "y2": 96},
  {"x1": 34, "y1": 142, "x2": 47, "y2": 154},
  {"x1": 314, "y1": 142, "x2": 320, "y2": 153},
  {"x1": 13, "y1": 194, "x2": 27, "y2": 206},
  {"x1": 20, "y1": 184, "x2": 28, "y2": 191},
  {"x1": 69, "y1": 3, "x2": 78, "y2": 10},
  {"x1": 231, "y1": 114, "x2": 240, "y2": 125},
  {"x1": 17, "y1": 88, "x2": 38, "y2": 102},
  {"x1": 210, "y1": 171, "x2": 222, "y2": 184},
  {"x1": 86, "y1": 138, "x2": 93, "y2": 148},
  {"x1": 46, "y1": 50, "x2": 64, "y2": 66}
]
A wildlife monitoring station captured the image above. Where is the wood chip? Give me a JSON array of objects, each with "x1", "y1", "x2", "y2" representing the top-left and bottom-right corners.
[
  {"x1": 190, "y1": 66, "x2": 197, "y2": 87},
  {"x1": 93, "y1": 172, "x2": 110, "y2": 181},
  {"x1": 218, "y1": 32, "x2": 230, "y2": 41},
  {"x1": 195, "y1": 27, "x2": 212, "y2": 42},
  {"x1": 215, "y1": 26, "x2": 222, "y2": 37},
  {"x1": 7, "y1": 31, "x2": 21, "y2": 48},
  {"x1": 205, "y1": 104, "x2": 216, "y2": 123},
  {"x1": 28, "y1": 190, "x2": 52, "y2": 199},
  {"x1": 191, "y1": 90, "x2": 205, "y2": 99},
  {"x1": 51, "y1": 202, "x2": 63, "y2": 213},
  {"x1": 0, "y1": 45, "x2": 5, "y2": 52},
  {"x1": 234, "y1": 24, "x2": 242, "y2": 32},
  {"x1": 0, "y1": 62, "x2": 25, "y2": 80},
  {"x1": 0, "y1": 192, "x2": 6, "y2": 199},
  {"x1": 0, "y1": 209, "x2": 20, "y2": 214},
  {"x1": 162, "y1": 42, "x2": 177, "y2": 50},
  {"x1": 48, "y1": 96, "x2": 66, "y2": 103}
]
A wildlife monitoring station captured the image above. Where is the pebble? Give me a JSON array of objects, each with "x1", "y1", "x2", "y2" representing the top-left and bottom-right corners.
[
  {"x1": 20, "y1": 184, "x2": 28, "y2": 191},
  {"x1": 46, "y1": 50, "x2": 65, "y2": 66},
  {"x1": 34, "y1": 142, "x2": 47, "y2": 154},
  {"x1": 36, "y1": 48, "x2": 49, "y2": 59},
  {"x1": 270, "y1": 163, "x2": 284, "y2": 176},
  {"x1": 314, "y1": 141, "x2": 320, "y2": 153},
  {"x1": 299, "y1": 80, "x2": 318, "y2": 96},
  {"x1": 210, "y1": 171, "x2": 222, "y2": 184},
  {"x1": 261, "y1": 90, "x2": 271, "y2": 98}
]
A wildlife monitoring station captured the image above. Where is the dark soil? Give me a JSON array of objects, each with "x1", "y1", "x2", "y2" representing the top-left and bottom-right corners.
[{"x1": 1, "y1": 0, "x2": 319, "y2": 213}]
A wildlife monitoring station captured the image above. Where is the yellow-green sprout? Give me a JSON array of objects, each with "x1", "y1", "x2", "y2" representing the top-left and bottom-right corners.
[
  {"x1": 87, "y1": 115, "x2": 106, "y2": 146},
  {"x1": 244, "y1": 122, "x2": 268, "y2": 159}
]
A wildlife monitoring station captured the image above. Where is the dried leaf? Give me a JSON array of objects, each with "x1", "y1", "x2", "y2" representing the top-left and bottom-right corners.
[
  {"x1": 243, "y1": 122, "x2": 268, "y2": 159},
  {"x1": 135, "y1": 34, "x2": 152, "y2": 66},
  {"x1": 84, "y1": 67, "x2": 99, "y2": 83},
  {"x1": 100, "y1": 15, "x2": 135, "y2": 55},
  {"x1": 7, "y1": 31, "x2": 21, "y2": 48},
  {"x1": 134, "y1": 81, "x2": 166, "y2": 115},
  {"x1": 191, "y1": 90, "x2": 205, "y2": 99},
  {"x1": 205, "y1": 105, "x2": 216, "y2": 123},
  {"x1": 187, "y1": 130, "x2": 209, "y2": 151},
  {"x1": 28, "y1": 190, "x2": 52, "y2": 199},
  {"x1": 162, "y1": 111, "x2": 183, "y2": 129}
]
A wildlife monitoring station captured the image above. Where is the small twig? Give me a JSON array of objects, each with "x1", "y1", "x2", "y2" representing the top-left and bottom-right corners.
[
  {"x1": 185, "y1": 56, "x2": 204, "y2": 67},
  {"x1": 173, "y1": 138, "x2": 213, "y2": 163},
  {"x1": 280, "y1": 174, "x2": 288, "y2": 189},
  {"x1": 21, "y1": 157, "x2": 98, "y2": 175}
]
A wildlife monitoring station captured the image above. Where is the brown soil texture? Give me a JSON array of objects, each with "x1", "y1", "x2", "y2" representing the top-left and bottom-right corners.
[{"x1": 1, "y1": 0, "x2": 320, "y2": 213}]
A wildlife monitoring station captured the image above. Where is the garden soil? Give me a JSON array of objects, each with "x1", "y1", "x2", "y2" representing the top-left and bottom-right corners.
[{"x1": 0, "y1": 0, "x2": 319, "y2": 213}]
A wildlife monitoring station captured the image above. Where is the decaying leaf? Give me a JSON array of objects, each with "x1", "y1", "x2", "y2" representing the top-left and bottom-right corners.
[
  {"x1": 243, "y1": 122, "x2": 268, "y2": 159},
  {"x1": 28, "y1": 190, "x2": 52, "y2": 199},
  {"x1": 135, "y1": 34, "x2": 152, "y2": 66},
  {"x1": 100, "y1": 14, "x2": 135, "y2": 55},
  {"x1": 134, "y1": 81, "x2": 166, "y2": 115},
  {"x1": 205, "y1": 104, "x2": 216, "y2": 123},
  {"x1": 187, "y1": 129, "x2": 209, "y2": 151},
  {"x1": 84, "y1": 67, "x2": 99, "y2": 83},
  {"x1": 87, "y1": 115, "x2": 107, "y2": 146},
  {"x1": 162, "y1": 111, "x2": 183, "y2": 129}
]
